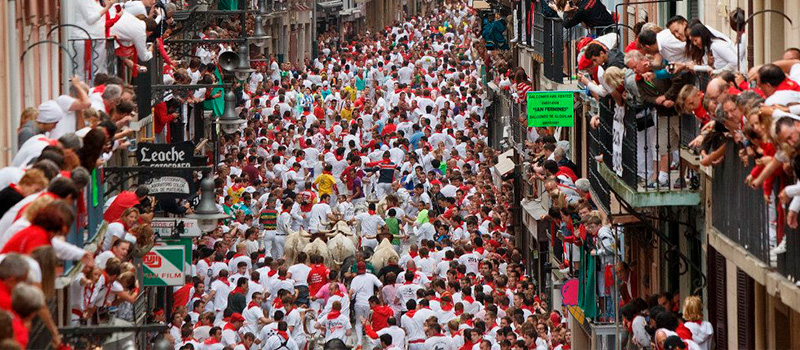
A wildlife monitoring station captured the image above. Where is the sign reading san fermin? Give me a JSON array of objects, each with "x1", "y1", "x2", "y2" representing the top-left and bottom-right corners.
[{"x1": 136, "y1": 141, "x2": 197, "y2": 198}]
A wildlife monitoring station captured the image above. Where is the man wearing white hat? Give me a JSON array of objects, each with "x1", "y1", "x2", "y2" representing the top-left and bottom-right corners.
[{"x1": 18, "y1": 100, "x2": 65, "y2": 147}]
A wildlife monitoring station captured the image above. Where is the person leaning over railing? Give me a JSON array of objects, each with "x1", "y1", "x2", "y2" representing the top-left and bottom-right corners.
[
  {"x1": 546, "y1": 0, "x2": 615, "y2": 31},
  {"x1": 629, "y1": 51, "x2": 693, "y2": 188}
]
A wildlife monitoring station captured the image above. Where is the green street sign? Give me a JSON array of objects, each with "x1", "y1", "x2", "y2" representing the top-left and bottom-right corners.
[
  {"x1": 142, "y1": 246, "x2": 185, "y2": 286},
  {"x1": 527, "y1": 91, "x2": 575, "y2": 127}
]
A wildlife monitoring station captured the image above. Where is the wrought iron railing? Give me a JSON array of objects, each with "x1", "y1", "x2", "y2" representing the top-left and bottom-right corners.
[
  {"x1": 712, "y1": 143, "x2": 800, "y2": 284},
  {"x1": 711, "y1": 144, "x2": 770, "y2": 262},
  {"x1": 585, "y1": 91, "x2": 696, "y2": 193}
]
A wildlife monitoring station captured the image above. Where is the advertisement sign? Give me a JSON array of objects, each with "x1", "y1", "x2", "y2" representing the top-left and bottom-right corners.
[
  {"x1": 136, "y1": 141, "x2": 194, "y2": 168},
  {"x1": 135, "y1": 141, "x2": 198, "y2": 199},
  {"x1": 142, "y1": 246, "x2": 185, "y2": 286},
  {"x1": 526, "y1": 91, "x2": 575, "y2": 127},
  {"x1": 151, "y1": 218, "x2": 203, "y2": 238}
]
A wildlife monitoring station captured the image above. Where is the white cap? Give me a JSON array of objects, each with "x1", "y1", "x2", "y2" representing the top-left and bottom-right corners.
[{"x1": 37, "y1": 100, "x2": 65, "y2": 123}]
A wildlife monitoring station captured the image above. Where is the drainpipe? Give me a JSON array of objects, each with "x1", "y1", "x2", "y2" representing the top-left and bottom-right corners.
[{"x1": 8, "y1": 0, "x2": 21, "y2": 159}]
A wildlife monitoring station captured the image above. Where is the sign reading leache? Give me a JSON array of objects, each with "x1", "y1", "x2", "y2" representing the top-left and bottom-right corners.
[
  {"x1": 142, "y1": 246, "x2": 185, "y2": 286},
  {"x1": 527, "y1": 91, "x2": 575, "y2": 127},
  {"x1": 136, "y1": 141, "x2": 194, "y2": 168}
]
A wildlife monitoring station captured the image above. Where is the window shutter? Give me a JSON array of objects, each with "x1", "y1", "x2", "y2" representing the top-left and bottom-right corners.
[
  {"x1": 736, "y1": 268, "x2": 755, "y2": 350},
  {"x1": 708, "y1": 246, "x2": 727, "y2": 350}
]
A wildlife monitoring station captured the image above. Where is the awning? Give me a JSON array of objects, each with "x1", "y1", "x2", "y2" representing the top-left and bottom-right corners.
[
  {"x1": 471, "y1": 0, "x2": 491, "y2": 10},
  {"x1": 494, "y1": 149, "x2": 515, "y2": 175},
  {"x1": 317, "y1": 0, "x2": 343, "y2": 10}
]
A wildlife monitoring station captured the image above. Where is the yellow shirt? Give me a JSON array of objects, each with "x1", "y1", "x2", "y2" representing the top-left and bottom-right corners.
[
  {"x1": 341, "y1": 107, "x2": 353, "y2": 121},
  {"x1": 313, "y1": 173, "x2": 337, "y2": 196}
]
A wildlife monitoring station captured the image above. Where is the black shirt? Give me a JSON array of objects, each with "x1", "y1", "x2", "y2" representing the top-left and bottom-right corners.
[
  {"x1": 0, "y1": 186, "x2": 25, "y2": 218},
  {"x1": 563, "y1": 0, "x2": 615, "y2": 30}
]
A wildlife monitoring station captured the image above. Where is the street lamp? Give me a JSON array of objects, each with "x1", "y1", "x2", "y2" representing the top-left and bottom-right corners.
[
  {"x1": 233, "y1": 45, "x2": 255, "y2": 80},
  {"x1": 187, "y1": 177, "x2": 231, "y2": 233},
  {"x1": 252, "y1": 15, "x2": 271, "y2": 48},
  {"x1": 218, "y1": 91, "x2": 246, "y2": 134}
]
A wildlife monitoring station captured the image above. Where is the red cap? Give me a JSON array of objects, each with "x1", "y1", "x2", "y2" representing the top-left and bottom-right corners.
[
  {"x1": 430, "y1": 179, "x2": 442, "y2": 186},
  {"x1": 578, "y1": 56, "x2": 593, "y2": 70},
  {"x1": 577, "y1": 37, "x2": 594, "y2": 51},
  {"x1": 550, "y1": 311, "x2": 561, "y2": 325},
  {"x1": 230, "y1": 313, "x2": 245, "y2": 322}
]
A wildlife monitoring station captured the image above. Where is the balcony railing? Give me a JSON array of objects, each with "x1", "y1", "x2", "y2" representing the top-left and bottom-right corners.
[
  {"x1": 711, "y1": 143, "x2": 800, "y2": 283},
  {"x1": 584, "y1": 92, "x2": 701, "y2": 208}
]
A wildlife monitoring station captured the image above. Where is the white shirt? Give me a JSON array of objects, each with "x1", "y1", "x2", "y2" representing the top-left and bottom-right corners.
[
  {"x1": 308, "y1": 203, "x2": 332, "y2": 233},
  {"x1": 210, "y1": 279, "x2": 231, "y2": 314},
  {"x1": 321, "y1": 313, "x2": 351, "y2": 342},
  {"x1": 287, "y1": 263, "x2": 312, "y2": 287},
  {"x1": 378, "y1": 326, "x2": 406, "y2": 348},
  {"x1": 657, "y1": 30, "x2": 690, "y2": 63},
  {"x1": 424, "y1": 334, "x2": 455, "y2": 350},
  {"x1": 102, "y1": 222, "x2": 127, "y2": 251},
  {"x1": 242, "y1": 303, "x2": 265, "y2": 336},
  {"x1": 109, "y1": 11, "x2": 153, "y2": 62},
  {"x1": 355, "y1": 212, "x2": 386, "y2": 237},
  {"x1": 349, "y1": 273, "x2": 383, "y2": 305},
  {"x1": 262, "y1": 334, "x2": 299, "y2": 350},
  {"x1": 458, "y1": 252, "x2": 483, "y2": 274}
]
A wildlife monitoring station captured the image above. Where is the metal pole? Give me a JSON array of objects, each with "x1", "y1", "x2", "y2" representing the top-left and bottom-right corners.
[
  {"x1": 312, "y1": 0, "x2": 318, "y2": 59},
  {"x1": 8, "y1": 0, "x2": 21, "y2": 157}
]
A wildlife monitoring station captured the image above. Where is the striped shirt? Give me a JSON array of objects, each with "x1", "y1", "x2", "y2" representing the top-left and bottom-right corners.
[{"x1": 259, "y1": 209, "x2": 278, "y2": 230}]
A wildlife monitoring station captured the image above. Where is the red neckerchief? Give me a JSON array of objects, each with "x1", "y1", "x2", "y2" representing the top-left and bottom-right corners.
[
  {"x1": 777, "y1": 78, "x2": 800, "y2": 91},
  {"x1": 327, "y1": 310, "x2": 341, "y2": 319},
  {"x1": 204, "y1": 337, "x2": 221, "y2": 345},
  {"x1": 368, "y1": 210, "x2": 377, "y2": 215},
  {"x1": 462, "y1": 296, "x2": 474, "y2": 303},
  {"x1": 409, "y1": 251, "x2": 418, "y2": 258},
  {"x1": 267, "y1": 270, "x2": 278, "y2": 278},
  {"x1": 273, "y1": 297, "x2": 284, "y2": 309},
  {"x1": 323, "y1": 170, "x2": 333, "y2": 175},
  {"x1": 218, "y1": 276, "x2": 230, "y2": 287},
  {"x1": 464, "y1": 318, "x2": 474, "y2": 327},
  {"x1": 223, "y1": 322, "x2": 237, "y2": 331},
  {"x1": 277, "y1": 275, "x2": 288, "y2": 281},
  {"x1": 248, "y1": 301, "x2": 260, "y2": 309},
  {"x1": 231, "y1": 287, "x2": 245, "y2": 295},
  {"x1": 405, "y1": 309, "x2": 417, "y2": 318},
  {"x1": 277, "y1": 330, "x2": 290, "y2": 340},
  {"x1": 330, "y1": 285, "x2": 344, "y2": 297},
  {"x1": 441, "y1": 302, "x2": 453, "y2": 312}
]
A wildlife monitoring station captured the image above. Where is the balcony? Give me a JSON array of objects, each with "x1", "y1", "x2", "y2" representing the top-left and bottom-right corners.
[
  {"x1": 584, "y1": 93, "x2": 701, "y2": 209},
  {"x1": 709, "y1": 144, "x2": 800, "y2": 292}
]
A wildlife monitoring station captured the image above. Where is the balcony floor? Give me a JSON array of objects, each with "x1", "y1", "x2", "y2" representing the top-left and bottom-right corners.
[{"x1": 597, "y1": 162, "x2": 701, "y2": 208}]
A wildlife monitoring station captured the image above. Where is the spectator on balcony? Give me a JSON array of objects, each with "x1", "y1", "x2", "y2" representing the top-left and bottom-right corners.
[
  {"x1": 0, "y1": 169, "x2": 48, "y2": 218},
  {"x1": 0, "y1": 200, "x2": 74, "y2": 256},
  {"x1": 50, "y1": 77, "x2": 93, "y2": 140},
  {"x1": 685, "y1": 23, "x2": 738, "y2": 73},
  {"x1": 547, "y1": 0, "x2": 615, "y2": 31},
  {"x1": 631, "y1": 52, "x2": 688, "y2": 187},
  {"x1": 109, "y1": 6, "x2": 157, "y2": 73},
  {"x1": 583, "y1": 42, "x2": 625, "y2": 82},
  {"x1": 682, "y1": 296, "x2": 713, "y2": 350},
  {"x1": 8, "y1": 283, "x2": 46, "y2": 349},
  {"x1": 73, "y1": 0, "x2": 117, "y2": 78},
  {"x1": 754, "y1": 63, "x2": 800, "y2": 106},
  {"x1": 17, "y1": 101, "x2": 65, "y2": 148}
]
